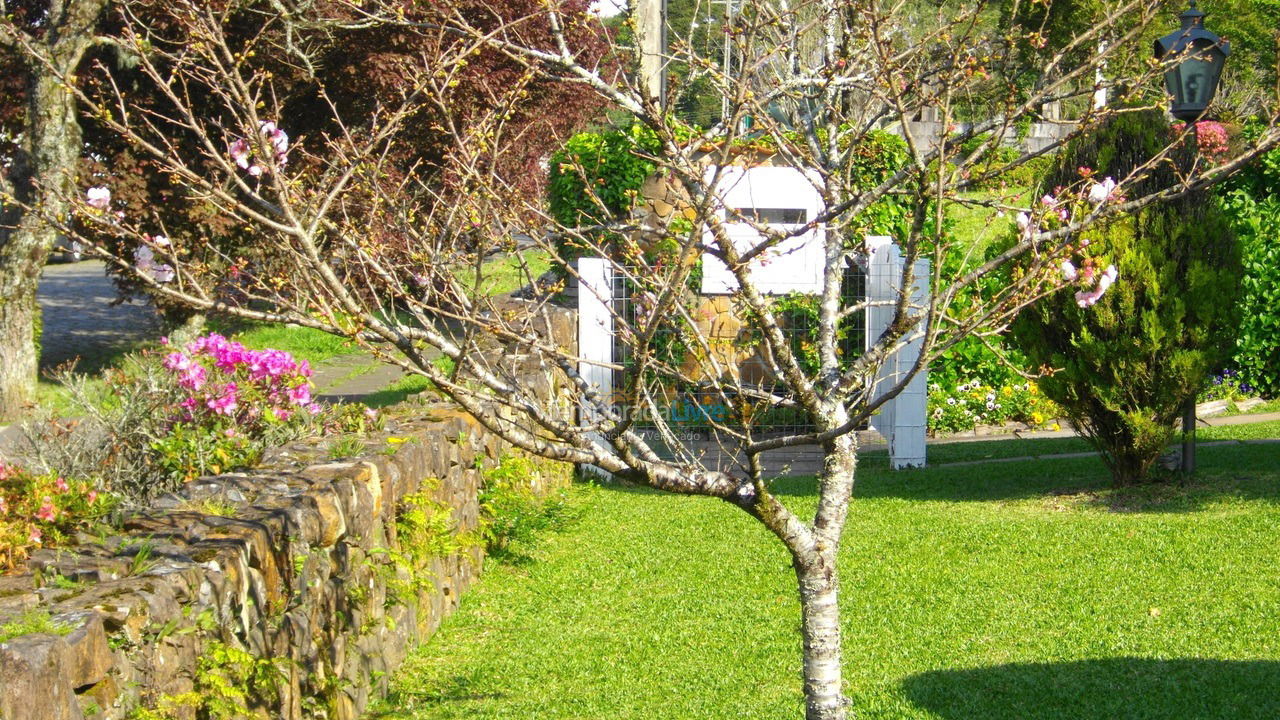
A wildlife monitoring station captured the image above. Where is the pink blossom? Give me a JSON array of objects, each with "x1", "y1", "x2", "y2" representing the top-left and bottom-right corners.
[
  {"x1": 0, "y1": 495, "x2": 7, "y2": 515},
  {"x1": 306, "y1": 403, "x2": 322, "y2": 415},
  {"x1": 163, "y1": 352, "x2": 192, "y2": 371},
  {"x1": 86, "y1": 186, "x2": 111, "y2": 210},
  {"x1": 1040, "y1": 194, "x2": 1058, "y2": 208},
  {"x1": 28, "y1": 527, "x2": 42, "y2": 544},
  {"x1": 134, "y1": 246, "x2": 156, "y2": 276},
  {"x1": 150, "y1": 234, "x2": 171, "y2": 247},
  {"x1": 178, "y1": 365, "x2": 208, "y2": 391},
  {"x1": 207, "y1": 388, "x2": 239, "y2": 416},
  {"x1": 1060, "y1": 260, "x2": 1078, "y2": 282},
  {"x1": 87, "y1": 491, "x2": 98, "y2": 504},
  {"x1": 230, "y1": 138, "x2": 251, "y2": 169},
  {"x1": 36, "y1": 497, "x2": 56, "y2": 522},
  {"x1": 153, "y1": 264, "x2": 175, "y2": 283},
  {"x1": 288, "y1": 384, "x2": 312, "y2": 406},
  {"x1": 1016, "y1": 212, "x2": 1030, "y2": 231},
  {"x1": 54, "y1": 477, "x2": 69, "y2": 493},
  {"x1": 1088, "y1": 177, "x2": 1117, "y2": 205},
  {"x1": 1075, "y1": 264, "x2": 1119, "y2": 307}
]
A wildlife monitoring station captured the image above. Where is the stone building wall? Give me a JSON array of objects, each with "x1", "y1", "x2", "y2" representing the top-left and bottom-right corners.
[{"x1": 0, "y1": 305, "x2": 576, "y2": 720}]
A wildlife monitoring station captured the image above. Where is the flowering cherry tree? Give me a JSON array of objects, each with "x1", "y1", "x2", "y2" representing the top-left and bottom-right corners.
[{"x1": 18, "y1": 0, "x2": 1280, "y2": 717}]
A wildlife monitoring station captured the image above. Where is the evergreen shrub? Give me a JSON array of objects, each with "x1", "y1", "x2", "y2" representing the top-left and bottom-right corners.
[{"x1": 1011, "y1": 110, "x2": 1242, "y2": 484}]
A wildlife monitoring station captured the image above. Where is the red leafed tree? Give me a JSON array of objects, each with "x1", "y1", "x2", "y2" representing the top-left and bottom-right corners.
[{"x1": 0, "y1": 0, "x2": 611, "y2": 411}]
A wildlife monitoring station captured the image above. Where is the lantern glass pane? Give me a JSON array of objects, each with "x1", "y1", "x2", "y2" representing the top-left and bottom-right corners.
[{"x1": 1179, "y1": 57, "x2": 1214, "y2": 105}]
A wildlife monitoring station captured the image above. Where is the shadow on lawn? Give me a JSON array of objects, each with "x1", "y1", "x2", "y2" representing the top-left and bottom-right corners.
[{"x1": 901, "y1": 657, "x2": 1280, "y2": 720}]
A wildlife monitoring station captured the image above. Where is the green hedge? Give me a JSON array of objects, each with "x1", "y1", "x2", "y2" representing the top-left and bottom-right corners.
[{"x1": 1221, "y1": 136, "x2": 1280, "y2": 398}]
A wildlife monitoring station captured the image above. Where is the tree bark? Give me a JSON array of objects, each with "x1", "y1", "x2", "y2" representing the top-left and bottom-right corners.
[
  {"x1": 0, "y1": 288, "x2": 39, "y2": 418},
  {"x1": 0, "y1": 0, "x2": 108, "y2": 418},
  {"x1": 794, "y1": 547, "x2": 848, "y2": 720}
]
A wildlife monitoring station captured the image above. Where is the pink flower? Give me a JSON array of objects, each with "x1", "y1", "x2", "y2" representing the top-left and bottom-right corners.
[
  {"x1": 178, "y1": 365, "x2": 208, "y2": 391},
  {"x1": 1016, "y1": 212, "x2": 1030, "y2": 231},
  {"x1": 28, "y1": 527, "x2": 42, "y2": 544},
  {"x1": 1040, "y1": 194, "x2": 1058, "y2": 208},
  {"x1": 54, "y1": 477, "x2": 69, "y2": 493},
  {"x1": 1060, "y1": 260, "x2": 1078, "y2": 282},
  {"x1": 288, "y1": 384, "x2": 312, "y2": 406},
  {"x1": 86, "y1": 186, "x2": 111, "y2": 210},
  {"x1": 153, "y1": 264, "x2": 175, "y2": 283},
  {"x1": 134, "y1": 246, "x2": 156, "y2": 275},
  {"x1": 1088, "y1": 177, "x2": 1117, "y2": 205},
  {"x1": 163, "y1": 352, "x2": 192, "y2": 371},
  {"x1": 306, "y1": 403, "x2": 321, "y2": 415},
  {"x1": 207, "y1": 384, "x2": 239, "y2": 415},
  {"x1": 149, "y1": 234, "x2": 171, "y2": 247},
  {"x1": 36, "y1": 497, "x2": 56, "y2": 522},
  {"x1": 229, "y1": 138, "x2": 251, "y2": 169},
  {"x1": 1075, "y1": 264, "x2": 1118, "y2": 308},
  {"x1": 87, "y1": 491, "x2": 98, "y2": 504},
  {"x1": 0, "y1": 495, "x2": 7, "y2": 515}
]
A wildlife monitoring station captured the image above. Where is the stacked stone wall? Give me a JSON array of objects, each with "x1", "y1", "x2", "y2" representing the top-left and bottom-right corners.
[{"x1": 0, "y1": 306, "x2": 576, "y2": 720}]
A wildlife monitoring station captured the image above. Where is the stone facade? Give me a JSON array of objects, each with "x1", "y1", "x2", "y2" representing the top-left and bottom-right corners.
[{"x1": 0, "y1": 305, "x2": 576, "y2": 720}]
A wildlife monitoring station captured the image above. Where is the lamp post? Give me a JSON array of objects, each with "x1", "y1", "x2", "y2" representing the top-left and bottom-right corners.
[{"x1": 1154, "y1": 1, "x2": 1229, "y2": 473}]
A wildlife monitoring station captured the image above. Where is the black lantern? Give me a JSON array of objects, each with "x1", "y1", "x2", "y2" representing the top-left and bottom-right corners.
[{"x1": 1154, "y1": 1, "x2": 1230, "y2": 122}]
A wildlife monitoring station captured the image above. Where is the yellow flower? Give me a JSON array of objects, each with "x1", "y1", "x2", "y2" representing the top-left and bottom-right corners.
[
  {"x1": 1029, "y1": 385, "x2": 1039, "y2": 395},
  {"x1": 1051, "y1": 422, "x2": 1061, "y2": 431}
]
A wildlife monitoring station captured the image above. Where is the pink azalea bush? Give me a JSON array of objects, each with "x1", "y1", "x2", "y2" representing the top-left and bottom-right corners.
[
  {"x1": 152, "y1": 333, "x2": 318, "y2": 482},
  {"x1": 1172, "y1": 120, "x2": 1233, "y2": 162},
  {"x1": 0, "y1": 463, "x2": 115, "y2": 573}
]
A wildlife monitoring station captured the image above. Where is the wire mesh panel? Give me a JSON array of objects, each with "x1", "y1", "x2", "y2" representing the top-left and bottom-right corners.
[{"x1": 610, "y1": 262, "x2": 867, "y2": 438}]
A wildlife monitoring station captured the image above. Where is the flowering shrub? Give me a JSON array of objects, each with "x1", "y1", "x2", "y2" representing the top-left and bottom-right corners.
[
  {"x1": 1198, "y1": 368, "x2": 1257, "y2": 404},
  {"x1": 151, "y1": 334, "x2": 319, "y2": 483},
  {"x1": 0, "y1": 464, "x2": 115, "y2": 572},
  {"x1": 1171, "y1": 120, "x2": 1234, "y2": 163},
  {"x1": 21, "y1": 334, "x2": 324, "y2": 506},
  {"x1": 927, "y1": 380, "x2": 1061, "y2": 435}
]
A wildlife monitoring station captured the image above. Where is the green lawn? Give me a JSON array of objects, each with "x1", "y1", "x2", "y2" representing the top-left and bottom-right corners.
[{"x1": 371, "y1": 438, "x2": 1280, "y2": 719}]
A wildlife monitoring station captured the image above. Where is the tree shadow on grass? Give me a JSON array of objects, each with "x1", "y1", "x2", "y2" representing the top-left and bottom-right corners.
[
  {"x1": 367, "y1": 672, "x2": 509, "y2": 719},
  {"x1": 900, "y1": 657, "x2": 1280, "y2": 720}
]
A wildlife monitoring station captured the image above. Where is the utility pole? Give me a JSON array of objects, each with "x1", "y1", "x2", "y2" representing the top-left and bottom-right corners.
[{"x1": 635, "y1": 0, "x2": 668, "y2": 104}]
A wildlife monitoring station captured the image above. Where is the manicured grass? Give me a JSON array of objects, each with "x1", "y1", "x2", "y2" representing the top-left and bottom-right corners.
[
  {"x1": 361, "y1": 374, "x2": 435, "y2": 408},
  {"x1": 372, "y1": 438, "x2": 1280, "y2": 719},
  {"x1": 210, "y1": 319, "x2": 358, "y2": 364},
  {"x1": 467, "y1": 249, "x2": 552, "y2": 297}
]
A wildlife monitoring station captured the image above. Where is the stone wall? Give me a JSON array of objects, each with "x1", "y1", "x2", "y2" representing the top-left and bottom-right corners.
[{"x1": 0, "y1": 305, "x2": 576, "y2": 720}]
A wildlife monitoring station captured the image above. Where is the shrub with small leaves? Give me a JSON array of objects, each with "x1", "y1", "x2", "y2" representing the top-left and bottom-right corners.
[{"x1": 0, "y1": 463, "x2": 115, "y2": 573}]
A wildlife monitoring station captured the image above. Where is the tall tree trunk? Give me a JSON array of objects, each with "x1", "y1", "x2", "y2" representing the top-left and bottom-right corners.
[
  {"x1": 0, "y1": 287, "x2": 39, "y2": 418},
  {"x1": 0, "y1": 0, "x2": 108, "y2": 418},
  {"x1": 794, "y1": 548, "x2": 848, "y2": 720}
]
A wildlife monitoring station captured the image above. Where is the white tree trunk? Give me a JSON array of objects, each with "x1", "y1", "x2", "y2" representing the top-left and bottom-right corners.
[{"x1": 794, "y1": 548, "x2": 848, "y2": 720}]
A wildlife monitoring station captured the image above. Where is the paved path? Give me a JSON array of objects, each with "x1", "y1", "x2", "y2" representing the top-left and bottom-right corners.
[{"x1": 38, "y1": 259, "x2": 160, "y2": 371}]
